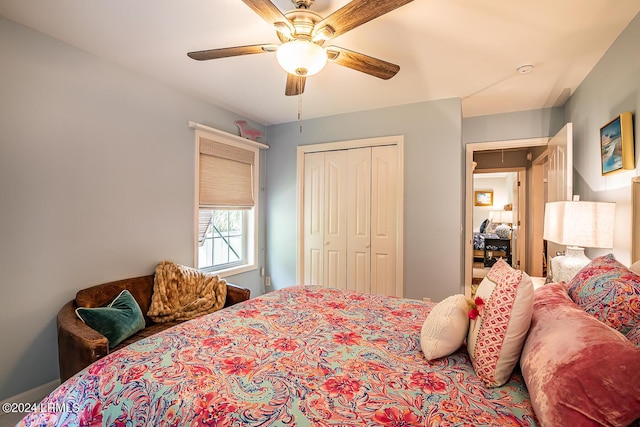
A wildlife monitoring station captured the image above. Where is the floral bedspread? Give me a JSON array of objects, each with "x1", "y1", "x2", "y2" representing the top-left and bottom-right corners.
[{"x1": 20, "y1": 286, "x2": 536, "y2": 426}]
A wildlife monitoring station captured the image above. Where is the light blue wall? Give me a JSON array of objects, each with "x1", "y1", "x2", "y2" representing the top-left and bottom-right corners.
[
  {"x1": 564, "y1": 12, "x2": 640, "y2": 265},
  {"x1": 463, "y1": 107, "x2": 564, "y2": 144},
  {"x1": 265, "y1": 99, "x2": 464, "y2": 302},
  {"x1": 0, "y1": 16, "x2": 266, "y2": 400}
]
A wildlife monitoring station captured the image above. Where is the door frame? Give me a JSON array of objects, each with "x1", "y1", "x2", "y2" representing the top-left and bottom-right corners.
[
  {"x1": 464, "y1": 138, "x2": 548, "y2": 297},
  {"x1": 296, "y1": 135, "x2": 405, "y2": 295},
  {"x1": 530, "y1": 149, "x2": 550, "y2": 277}
]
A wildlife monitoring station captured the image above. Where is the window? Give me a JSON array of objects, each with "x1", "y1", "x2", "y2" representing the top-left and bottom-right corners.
[
  {"x1": 198, "y1": 209, "x2": 246, "y2": 269},
  {"x1": 193, "y1": 124, "x2": 262, "y2": 275}
]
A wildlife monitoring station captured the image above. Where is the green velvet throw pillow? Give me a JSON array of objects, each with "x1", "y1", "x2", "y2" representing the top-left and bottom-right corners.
[{"x1": 76, "y1": 289, "x2": 145, "y2": 349}]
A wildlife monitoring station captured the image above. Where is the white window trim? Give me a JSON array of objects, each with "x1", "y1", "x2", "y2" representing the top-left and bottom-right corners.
[{"x1": 190, "y1": 121, "x2": 268, "y2": 277}]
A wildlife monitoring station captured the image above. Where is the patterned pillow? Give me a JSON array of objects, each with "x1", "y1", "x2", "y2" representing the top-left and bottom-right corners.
[
  {"x1": 627, "y1": 325, "x2": 640, "y2": 346},
  {"x1": 495, "y1": 224, "x2": 510, "y2": 239},
  {"x1": 467, "y1": 259, "x2": 533, "y2": 387},
  {"x1": 567, "y1": 254, "x2": 640, "y2": 338},
  {"x1": 484, "y1": 220, "x2": 498, "y2": 234},
  {"x1": 521, "y1": 283, "x2": 640, "y2": 426},
  {"x1": 420, "y1": 294, "x2": 469, "y2": 360}
]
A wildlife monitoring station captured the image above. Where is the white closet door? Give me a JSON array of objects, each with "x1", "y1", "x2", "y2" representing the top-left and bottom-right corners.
[
  {"x1": 302, "y1": 144, "x2": 400, "y2": 297},
  {"x1": 323, "y1": 151, "x2": 348, "y2": 289},
  {"x1": 347, "y1": 147, "x2": 371, "y2": 293},
  {"x1": 371, "y1": 145, "x2": 398, "y2": 296},
  {"x1": 303, "y1": 152, "x2": 324, "y2": 285}
]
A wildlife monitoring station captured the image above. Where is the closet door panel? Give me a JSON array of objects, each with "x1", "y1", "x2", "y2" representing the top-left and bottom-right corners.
[
  {"x1": 302, "y1": 143, "x2": 400, "y2": 297},
  {"x1": 347, "y1": 148, "x2": 371, "y2": 293},
  {"x1": 323, "y1": 151, "x2": 348, "y2": 289},
  {"x1": 303, "y1": 152, "x2": 325, "y2": 285},
  {"x1": 371, "y1": 145, "x2": 398, "y2": 296}
]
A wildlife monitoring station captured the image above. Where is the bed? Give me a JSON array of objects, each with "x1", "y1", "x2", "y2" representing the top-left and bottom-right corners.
[
  {"x1": 20, "y1": 285, "x2": 536, "y2": 426},
  {"x1": 473, "y1": 218, "x2": 503, "y2": 260},
  {"x1": 473, "y1": 231, "x2": 500, "y2": 257},
  {"x1": 19, "y1": 258, "x2": 640, "y2": 426}
]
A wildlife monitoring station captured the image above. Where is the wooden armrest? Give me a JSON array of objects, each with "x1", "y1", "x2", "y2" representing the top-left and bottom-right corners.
[
  {"x1": 225, "y1": 282, "x2": 250, "y2": 307},
  {"x1": 57, "y1": 300, "x2": 109, "y2": 382}
]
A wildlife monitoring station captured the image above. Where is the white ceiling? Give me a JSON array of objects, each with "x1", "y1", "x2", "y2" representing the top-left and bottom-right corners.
[{"x1": 1, "y1": 0, "x2": 639, "y2": 125}]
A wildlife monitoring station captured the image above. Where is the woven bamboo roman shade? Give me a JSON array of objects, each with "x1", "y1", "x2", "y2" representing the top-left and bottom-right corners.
[{"x1": 199, "y1": 137, "x2": 255, "y2": 208}]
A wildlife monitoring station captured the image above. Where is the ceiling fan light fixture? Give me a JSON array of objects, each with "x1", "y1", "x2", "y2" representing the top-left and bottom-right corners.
[
  {"x1": 276, "y1": 39, "x2": 327, "y2": 76},
  {"x1": 312, "y1": 25, "x2": 335, "y2": 42},
  {"x1": 274, "y1": 22, "x2": 293, "y2": 39}
]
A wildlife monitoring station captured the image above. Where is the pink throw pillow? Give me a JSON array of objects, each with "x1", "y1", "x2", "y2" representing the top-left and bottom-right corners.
[
  {"x1": 467, "y1": 259, "x2": 533, "y2": 387},
  {"x1": 521, "y1": 283, "x2": 640, "y2": 426}
]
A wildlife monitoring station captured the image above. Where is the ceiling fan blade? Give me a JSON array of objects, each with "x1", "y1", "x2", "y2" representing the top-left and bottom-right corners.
[
  {"x1": 285, "y1": 74, "x2": 306, "y2": 96},
  {"x1": 314, "y1": 0, "x2": 414, "y2": 40},
  {"x1": 187, "y1": 44, "x2": 277, "y2": 61},
  {"x1": 326, "y1": 46, "x2": 400, "y2": 80},
  {"x1": 242, "y1": 0, "x2": 295, "y2": 35}
]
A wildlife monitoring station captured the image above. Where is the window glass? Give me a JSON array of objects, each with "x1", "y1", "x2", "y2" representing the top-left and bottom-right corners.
[{"x1": 198, "y1": 209, "x2": 247, "y2": 270}]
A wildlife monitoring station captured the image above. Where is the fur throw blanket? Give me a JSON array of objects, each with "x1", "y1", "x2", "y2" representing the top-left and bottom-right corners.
[{"x1": 147, "y1": 261, "x2": 227, "y2": 323}]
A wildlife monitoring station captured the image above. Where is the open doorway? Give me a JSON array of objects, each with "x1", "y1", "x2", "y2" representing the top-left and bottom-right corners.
[
  {"x1": 464, "y1": 138, "x2": 548, "y2": 297},
  {"x1": 464, "y1": 125, "x2": 573, "y2": 297},
  {"x1": 471, "y1": 170, "x2": 521, "y2": 294}
]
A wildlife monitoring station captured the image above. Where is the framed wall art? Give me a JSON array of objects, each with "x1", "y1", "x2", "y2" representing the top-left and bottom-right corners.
[
  {"x1": 474, "y1": 190, "x2": 493, "y2": 206},
  {"x1": 600, "y1": 111, "x2": 635, "y2": 175}
]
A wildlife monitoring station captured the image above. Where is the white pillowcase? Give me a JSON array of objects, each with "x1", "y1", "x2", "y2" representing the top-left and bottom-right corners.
[
  {"x1": 420, "y1": 294, "x2": 470, "y2": 360},
  {"x1": 467, "y1": 259, "x2": 533, "y2": 387}
]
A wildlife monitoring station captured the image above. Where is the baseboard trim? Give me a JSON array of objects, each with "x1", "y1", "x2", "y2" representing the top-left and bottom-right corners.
[{"x1": 0, "y1": 379, "x2": 60, "y2": 409}]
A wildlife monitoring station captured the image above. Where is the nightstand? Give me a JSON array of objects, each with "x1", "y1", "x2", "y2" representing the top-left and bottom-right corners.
[{"x1": 483, "y1": 237, "x2": 511, "y2": 267}]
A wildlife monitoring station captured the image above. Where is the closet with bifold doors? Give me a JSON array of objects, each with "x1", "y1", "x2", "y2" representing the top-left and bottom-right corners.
[{"x1": 301, "y1": 142, "x2": 401, "y2": 297}]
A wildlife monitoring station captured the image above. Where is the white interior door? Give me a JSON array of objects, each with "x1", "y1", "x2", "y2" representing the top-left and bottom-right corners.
[
  {"x1": 347, "y1": 147, "x2": 371, "y2": 293},
  {"x1": 303, "y1": 152, "x2": 324, "y2": 285},
  {"x1": 546, "y1": 123, "x2": 573, "y2": 272},
  {"x1": 323, "y1": 151, "x2": 348, "y2": 289},
  {"x1": 371, "y1": 145, "x2": 398, "y2": 296},
  {"x1": 547, "y1": 123, "x2": 573, "y2": 202}
]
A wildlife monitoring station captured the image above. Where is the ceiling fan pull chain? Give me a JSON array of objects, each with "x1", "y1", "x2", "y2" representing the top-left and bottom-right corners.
[{"x1": 298, "y1": 88, "x2": 303, "y2": 133}]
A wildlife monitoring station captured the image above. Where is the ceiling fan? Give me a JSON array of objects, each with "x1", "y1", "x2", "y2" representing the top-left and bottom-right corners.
[{"x1": 187, "y1": 0, "x2": 414, "y2": 96}]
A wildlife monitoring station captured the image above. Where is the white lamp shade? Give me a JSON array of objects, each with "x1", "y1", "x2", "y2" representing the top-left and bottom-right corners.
[
  {"x1": 490, "y1": 210, "x2": 513, "y2": 224},
  {"x1": 276, "y1": 40, "x2": 327, "y2": 76},
  {"x1": 543, "y1": 201, "x2": 615, "y2": 248}
]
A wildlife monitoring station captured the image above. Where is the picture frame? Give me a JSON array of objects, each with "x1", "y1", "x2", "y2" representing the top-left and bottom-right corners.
[
  {"x1": 474, "y1": 190, "x2": 493, "y2": 206},
  {"x1": 600, "y1": 111, "x2": 635, "y2": 175}
]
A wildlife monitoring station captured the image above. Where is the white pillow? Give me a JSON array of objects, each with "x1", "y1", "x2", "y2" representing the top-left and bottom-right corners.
[
  {"x1": 420, "y1": 294, "x2": 470, "y2": 360},
  {"x1": 467, "y1": 259, "x2": 533, "y2": 387},
  {"x1": 630, "y1": 260, "x2": 640, "y2": 275}
]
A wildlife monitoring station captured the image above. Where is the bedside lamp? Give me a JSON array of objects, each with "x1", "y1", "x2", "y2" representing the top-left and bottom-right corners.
[
  {"x1": 490, "y1": 210, "x2": 513, "y2": 238},
  {"x1": 543, "y1": 201, "x2": 615, "y2": 283},
  {"x1": 490, "y1": 210, "x2": 513, "y2": 225}
]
